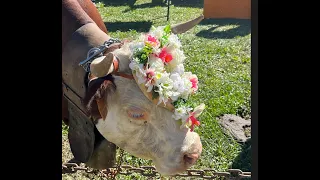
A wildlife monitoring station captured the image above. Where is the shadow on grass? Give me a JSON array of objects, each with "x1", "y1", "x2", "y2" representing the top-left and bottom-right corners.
[
  {"x1": 105, "y1": 21, "x2": 153, "y2": 32},
  {"x1": 196, "y1": 18, "x2": 251, "y2": 39},
  {"x1": 96, "y1": 0, "x2": 203, "y2": 8},
  {"x1": 169, "y1": 0, "x2": 203, "y2": 8},
  {"x1": 231, "y1": 138, "x2": 251, "y2": 172},
  {"x1": 121, "y1": 1, "x2": 167, "y2": 13},
  {"x1": 96, "y1": 0, "x2": 136, "y2": 7}
]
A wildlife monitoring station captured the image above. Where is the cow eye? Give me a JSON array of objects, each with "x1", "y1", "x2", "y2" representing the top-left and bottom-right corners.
[
  {"x1": 129, "y1": 112, "x2": 144, "y2": 118},
  {"x1": 126, "y1": 106, "x2": 148, "y2": 120}
]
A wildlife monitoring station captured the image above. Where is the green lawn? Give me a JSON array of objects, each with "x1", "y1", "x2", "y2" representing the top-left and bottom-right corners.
[{"x1": 63, "y1": 0, "x2": 251, "y2": 179}]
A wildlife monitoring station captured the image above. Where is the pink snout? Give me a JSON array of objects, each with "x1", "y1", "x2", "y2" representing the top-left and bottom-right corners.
[
  {"x1": 161, "y1": 133, "x2": 202, "y2": 175},
  {"x1": 181, "y1": 135, "x2": 202, "y2": 167}
]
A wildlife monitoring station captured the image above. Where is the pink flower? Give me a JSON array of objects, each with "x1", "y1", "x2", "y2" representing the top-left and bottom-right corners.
[
  {"x1": 144, "y1": 68, "x2": 156, "y2": 92},
  {"x1": 158, "y1": 48, "x2": 173, "y2": 63},
  {"x1": 189, "y1": 76, "x2": 198, "y2": 92},
  {"x1": 146, "y1": 69, "x2": 155, "y2": 81},
  {"x1": 145, "y1": 35, "x2": 159, "y2": 47}
]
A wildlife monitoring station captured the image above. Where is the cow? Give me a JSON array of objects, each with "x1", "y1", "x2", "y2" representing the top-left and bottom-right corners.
[{"x1": 62, "y1": 0, "x2": 204, "y2": 175}]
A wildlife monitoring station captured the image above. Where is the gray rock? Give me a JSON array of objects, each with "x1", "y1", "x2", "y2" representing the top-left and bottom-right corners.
[{"x1": 218, "y1": 114, "x2": 251, "y2": 143}]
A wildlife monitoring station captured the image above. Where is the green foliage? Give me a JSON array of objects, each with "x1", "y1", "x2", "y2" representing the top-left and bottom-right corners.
[
  {"x1": 160, "y1": 24, "x2": 171, "y2": 47},
  {"x1": 133, "y1": 44, "x2": 153, "y2": 65}
]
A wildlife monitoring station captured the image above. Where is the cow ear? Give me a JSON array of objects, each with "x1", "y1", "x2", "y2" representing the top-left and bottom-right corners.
[
  {"x1": 90, "y1": 53, "x2": 115, "y2": 78},
  {"x1": 83, "y1": 75, "x2": 116, "y2": 120}
]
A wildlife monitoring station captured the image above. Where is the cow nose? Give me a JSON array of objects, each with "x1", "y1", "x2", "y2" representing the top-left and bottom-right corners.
[{"x1": 183, "y1": 153, "x2": 199, "y2": 165}]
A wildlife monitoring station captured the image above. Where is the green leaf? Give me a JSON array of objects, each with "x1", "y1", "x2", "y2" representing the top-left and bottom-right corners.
[
  {"x1": 173, "y1": 97, "x2": 187, "y2": 108},
  {"x1": 160, "y1": 35, "x2": 169, "y2": 47},
  {"x1": 133, "y1": 44, "x2": 154, "y2": 65},
  {"x1": 164, "y1": 24, "x2": 171, "y2": 34}
]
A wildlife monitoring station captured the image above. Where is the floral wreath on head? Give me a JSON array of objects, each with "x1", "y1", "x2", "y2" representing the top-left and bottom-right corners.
[{"x1": 128, "y1": 24, "x2": 205, "y2": 132}]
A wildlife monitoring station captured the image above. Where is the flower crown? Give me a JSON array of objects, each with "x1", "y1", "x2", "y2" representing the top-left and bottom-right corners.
[{"x1": 128, "y1": 25, "x2": 205, "y2": 132}]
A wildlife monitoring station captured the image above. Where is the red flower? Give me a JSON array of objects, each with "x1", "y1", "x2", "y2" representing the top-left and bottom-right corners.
[
  {"x1": 158, "y1": 48, "x2": 173, "y2": 63},
  {"x1": 189, "y1": 113, "x2": 200, "y2": 132}
]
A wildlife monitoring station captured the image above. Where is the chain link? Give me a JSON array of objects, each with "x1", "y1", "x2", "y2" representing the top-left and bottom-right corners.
[
  {"x1": 62, "y1": 163, "x2": 251, "y2": 179},
  {"x1": 62, "y1": 146, "x2": 250, "y2": 179}
]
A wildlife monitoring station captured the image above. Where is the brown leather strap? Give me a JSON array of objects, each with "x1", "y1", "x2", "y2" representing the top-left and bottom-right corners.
[
  {"x1": 113, "y1": 72, "x2": 134, "y2": 79},
  {"x1": 96, "y1": 95, "x2": 107, "y2": 120}
]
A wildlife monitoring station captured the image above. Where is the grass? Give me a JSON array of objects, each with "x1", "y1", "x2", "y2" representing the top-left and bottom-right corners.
[{"x1": 62, "y1": 0, "x2": 251, "y2": 179}]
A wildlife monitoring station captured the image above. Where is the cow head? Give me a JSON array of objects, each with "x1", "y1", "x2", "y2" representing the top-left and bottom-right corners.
[{"x1": 88, "y1": 15, "x2": 205, "y2": 175}]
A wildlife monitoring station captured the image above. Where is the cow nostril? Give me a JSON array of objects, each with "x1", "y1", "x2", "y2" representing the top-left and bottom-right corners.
[
  {"x1": 183, "y1": 155, "x2": 193, "y2": 164},
  {"x1": 183, "y1": 153, "x2": 199, "y2": 165}
]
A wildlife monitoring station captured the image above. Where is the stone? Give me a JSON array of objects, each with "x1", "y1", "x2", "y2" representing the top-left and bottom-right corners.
[{"x1": 218, "y1": 114, "x2": 251, "y2": 143}]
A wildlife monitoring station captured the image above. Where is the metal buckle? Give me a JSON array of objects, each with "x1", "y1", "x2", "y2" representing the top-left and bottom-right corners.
[{"x1": 78, "y1": 38, "x2": 121, "y2": 72}]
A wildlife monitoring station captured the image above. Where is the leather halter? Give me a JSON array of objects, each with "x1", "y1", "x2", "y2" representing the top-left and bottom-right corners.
[
  {"x1": 83, "y1": 38, "x2": 134, "y2": 82},
  {"x1": 86, "y1": 45, "x2": 133, "y2": 121}
]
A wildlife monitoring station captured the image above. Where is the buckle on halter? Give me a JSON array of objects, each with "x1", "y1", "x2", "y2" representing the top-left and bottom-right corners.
[{"x1": 78, "y1": 38, "x2": 121, "y2": 72}]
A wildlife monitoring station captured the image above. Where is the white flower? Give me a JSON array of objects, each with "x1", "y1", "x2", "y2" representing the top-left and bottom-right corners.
[
  {"x1": 129, "y1": 41, "x2": 145, "y2": 53},
  {"x1": 129, "y1": 60, "x2": 147, "y2": 85},
  {"x1": 150, "y1": 26, "x2": 165, "y2": 39},
  {"x1": 171, "y1": 63, "x2": 185, "y2": 75},
  {"x1": 182, "y1": 72, "x2": 199, "y2": 93},
  {"x1": 192, "y1": 103, "x2": 206, "y2": 118},
  {"x1": 154, "y1": 72, "x2": 174, "y2": 105},
  {"x1": 172, "y1": 106, "x2": 192, "y2": 121},
  {"x1": 152, "y1": 46, "x2": 162, "y2": 55},
  {"x1": 166, "y1": 49, "x2": 186, "y2": 70},
  {"x1": 155, "y1": 72, "x2": 172, "y2": 86},
  {"x1": 146, "y1": 82, "x2": 154, "y2": 92},
  {"x1": 148, "y1": 56, "x2": 165, "y2": 72},
  {"x1": 155, "y1": 85, "x2": 169, "y2": 105},
  {"x1": 169, "y1": 73, "x2": 187, "y2": 101},
  {"x1": 165, "y1": 90, "x2": 180, "y2": 102},
  {"x1": 167, "y1": 34, "x2": 182, "y2": 50},
  {"x1": 182, "y1": 72, "x2": 192, "y2": 78},
  {"x1": 180, "y1": 75, "x2": 193, "y2": 99},
  {"x1": 136, "y1": 69, "x2": 147, "y2": 84}
]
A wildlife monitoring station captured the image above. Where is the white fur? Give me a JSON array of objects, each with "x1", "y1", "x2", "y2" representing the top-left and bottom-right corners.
[{"x1": 95, "y1": 76, "x2": 202, "y2": 175}]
